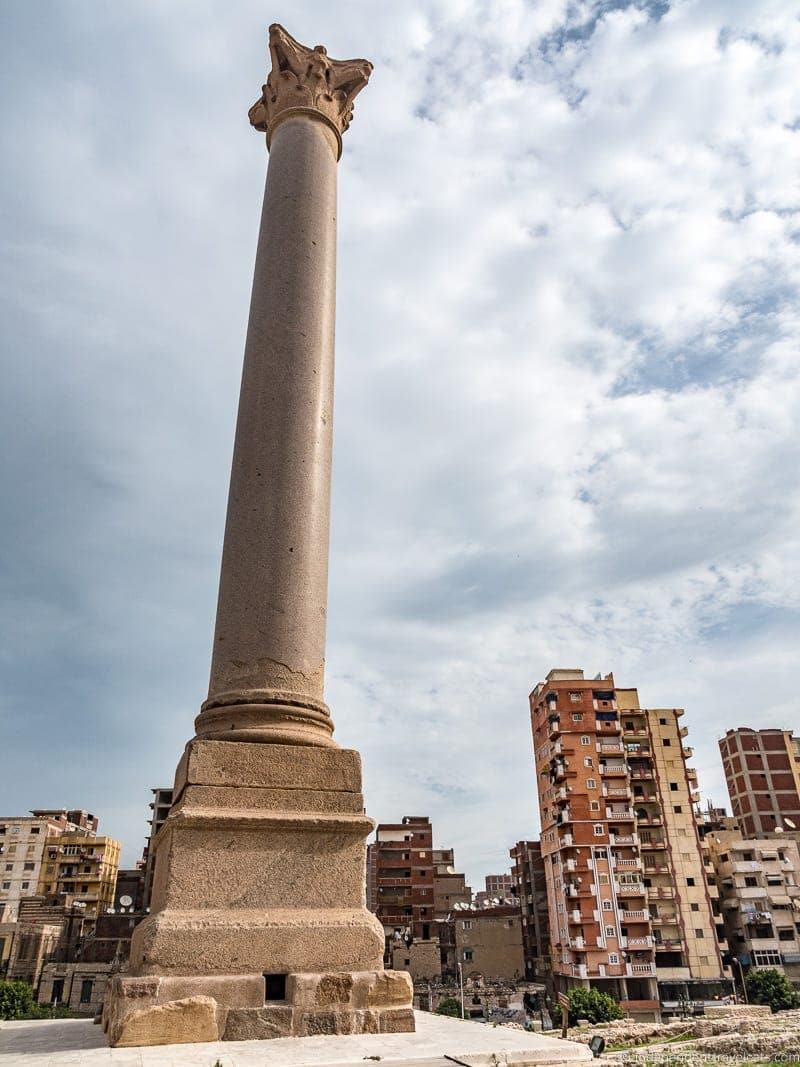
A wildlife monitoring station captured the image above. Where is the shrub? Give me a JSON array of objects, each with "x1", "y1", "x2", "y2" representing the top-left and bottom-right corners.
[
  {"x1": 745, "y1": 968, "x2": 799, "y2": 1013},
  {"x1": 0, "y1": 980, "x2": 36, "y2": 1020},
  {"x1": 435, "y1": 996, "x2": 464, "y2": 1018},
  {"x1": 560, "y1": 987, "x2": 624, "y2": 1025}
]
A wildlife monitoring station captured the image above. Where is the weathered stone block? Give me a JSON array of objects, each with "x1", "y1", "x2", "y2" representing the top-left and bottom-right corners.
[
  {"x1": 223, "y1": 1006, "x2": 294, "y2": 1041},
  {"x1": 110, "y1": 995, "x2": 222, "y2": 1047},
  {"x1": 298, "y1": 1010, "x2": 355, "y2": 1036},
  {"x1": 365, "y1": 970, "x2": 414, "y2": 1008},
  {"x1": 315, "y1": 973, "x2": 354, "y2": 1007},
  {"x1": 379, "y1": 1007, "x2": 416, "y2": 1033}
]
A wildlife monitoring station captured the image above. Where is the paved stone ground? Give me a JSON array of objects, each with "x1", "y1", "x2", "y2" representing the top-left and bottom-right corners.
[{"x1": 0, "y1": 1012, "x2": 591, "y2": 1066}]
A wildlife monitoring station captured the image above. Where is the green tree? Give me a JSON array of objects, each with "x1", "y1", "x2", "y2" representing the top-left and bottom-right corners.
[
  {"x1": 0, "y1": 980, "x2": 36, "y2": 1021},
  {"x1": 435, "y1": 996, "x2": 464, "y2": 1018},
  {"x1": 562, "y1": 987, "x2": 624, "y2": 1025},
  {"x1": 745, "y1": 968, "x2": 799, "y2": 1013}
]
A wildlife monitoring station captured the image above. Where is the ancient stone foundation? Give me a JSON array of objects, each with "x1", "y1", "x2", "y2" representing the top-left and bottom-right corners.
[{"x1": 104, "y1": 970, "x2": 413, "y2": 1047}]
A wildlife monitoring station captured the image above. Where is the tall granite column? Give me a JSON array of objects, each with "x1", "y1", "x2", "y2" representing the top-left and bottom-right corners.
[{"x1": 103, "y1": 26, "x2": 414, "y2": 1048}]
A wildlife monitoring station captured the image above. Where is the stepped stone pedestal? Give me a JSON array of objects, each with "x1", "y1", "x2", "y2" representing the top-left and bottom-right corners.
[{"x1": 103, "y1": 24, "x2": 414, "y2": 1047}]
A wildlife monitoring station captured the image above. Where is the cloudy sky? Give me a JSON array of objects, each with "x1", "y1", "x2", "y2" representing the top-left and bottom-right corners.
[{"x1": 1, "y1": 0, "x2": 799, "y2": 888}]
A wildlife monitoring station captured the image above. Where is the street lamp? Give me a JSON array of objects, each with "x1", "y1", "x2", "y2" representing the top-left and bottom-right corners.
[{"x1": 457, "y1": 961, "x2": 465, "y2": 1019}]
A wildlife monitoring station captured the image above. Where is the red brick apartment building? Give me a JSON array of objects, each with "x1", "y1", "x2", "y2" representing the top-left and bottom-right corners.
[
  {"x1": 719, "y1": 729, "x2": 800, "y2": 837},
  {"x1": 530, "y1": 669, "x2": 731, "y2": 1020}
]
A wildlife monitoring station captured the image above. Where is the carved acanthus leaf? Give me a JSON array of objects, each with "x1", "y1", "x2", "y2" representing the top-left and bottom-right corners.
[{"x1": 249, "y1": 24, "x2": 373, "y2": 152}]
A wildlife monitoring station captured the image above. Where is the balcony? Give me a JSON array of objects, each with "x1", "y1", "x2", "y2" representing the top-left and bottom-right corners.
[
  {"x1": 601, "y1": 763, "x2": 627, "y2": 777},
  {"x1": 611, "y1": 834, "x2": 637, "y2": 845},
  {"x1": 548, "y1": 716, "x2": 561, "y2": 740},
  {"x1": 569, "y1": 909, "x2": 582, "y2": 924},
  {"x1": 647, "y1": 886, "x2": 675, "y2": 899},
  {"x1": 572, "y1": 964, "x2": 588, "y2": 979},
  {"x1": 608, "y1": 809, "x2": 635, "y2": 821},
  {"x1": 682, "y1": 746, "x2": 694, "y2": 759},
  {"x1": 570, "y1": 937, "x2": 586, "y2": 949},
  {"x1": 636, "y1": 815, "x2": 663, "y2": 827},
  {"x1": 603, "y1": 785, "x2": 631, "y2": 798},
  {"x1": 655, "y1": 939, "x2": 682, "y2": 951},
  {"x1": 627, "y1": 963, "x2": 656, "y2": 976},
  {"x1": 560, "y1": 833, "x2": 574, "y2": 847},
  {"x1": 597, "y1": 742, "x2": 624, "y2": 754},
  {"x1": 680, "y1": 725, "x2": 689, "y2": 738},
  {"x1": 642, "y1": 863, "x2": 669, "y2": 874},
  {"x1": 556, "y1": 809, "x2": 573, "y2": 826},
  {"x1": 639, "y1": 839, "x2": 666, "y2": 851},
  {"x1": 616, "y1": 881, "x2": 646, "y2": 896},
  {"x1": 629, "y1": 769, "x2": 654, "y2": 780},
  {"x1": 614, "y1": 857, "x2": 641, "y2": 869},
  {"x1": 732, "y1": 861, "x2": 761, "y2": 874},
  {"x1": 555, "y1": 786, "x2": 570, "y2": 802},
  {"x1": 627, "y1": 936, "x2": 654, "y2": 948},
  {"x1": 623, "y1": 726, "x2": 648, "y2": 738},
  {"x1": 564, "y1": 858, "x2": 577, "y2": 872},
  {"x1": 620, "y1": 909, "x2": 649, "y2": 921}
]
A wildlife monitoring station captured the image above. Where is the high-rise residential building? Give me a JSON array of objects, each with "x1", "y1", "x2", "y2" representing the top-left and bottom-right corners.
[
  {"x1": 367, "y1": 816, "x2": 471, "y2": 980},
  {"x1": 530, "y1": 669, "x2": 731, "y2": 1020},
  {"x1": 141, "y1": 787, "x2": 173, "y2": 912},
  {"x1": 37, "y1": 830, "x2": 120, "y2": 929},
  {"x1": 706, "y1": 830, "x2": 800, "y2": 991},
  {"x1": 0, "y1": 810, "x2": 97, "y2": 924},
  {"x1": 719, "y1": 729, "x2": 800, "y2": 837},
  {"x1": 510, "y1": 840, "x2": 551, "y2": 985}
]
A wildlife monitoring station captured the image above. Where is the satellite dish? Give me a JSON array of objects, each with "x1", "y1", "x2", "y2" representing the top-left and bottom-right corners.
[
  {"x1": 119, "y1": 894, "x2": 133, "y2": 908},
  {"x1": 785, "y1": 818, "x2": 797, "y2": 829}
]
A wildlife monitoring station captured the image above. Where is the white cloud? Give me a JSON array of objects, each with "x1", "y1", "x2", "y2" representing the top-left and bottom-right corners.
[{"x1": 1, "y1": 0, "x2": 799, "y2": 886}]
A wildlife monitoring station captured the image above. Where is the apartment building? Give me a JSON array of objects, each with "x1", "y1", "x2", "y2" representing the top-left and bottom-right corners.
[
  {"x1": 454, "y1": 904, "x2": 525, "y2": 981},
  {"x1": 720, "y1": 729, "x2": 800, "y2": 837},
  {"x1": 432, "y1": 848, "x2": 471, "y2": 918},
  {"x1": 37, "y1": 830, "x2": 120, "y2": 929},
  {"x1": 475, "y1": 873, "x2": 513, "y2": 907},
  {"x1": 509, "y1": 839, "x2": 551, "y2": 985},
  {"x1": 0, "y1": 810, "x2": 98, "y2": 924},
  {"x1": 530, "y1": 669, "x2": 731, "y2": 1019},
  {"x1": 142, "y1": 787, "x2": 173, "y2": 911},
  {"x1": 706, "y1": 831, "x2": 800, "y2": 989}
]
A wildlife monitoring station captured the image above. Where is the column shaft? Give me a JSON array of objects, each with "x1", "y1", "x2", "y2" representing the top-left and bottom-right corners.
[{"x1": 196, "y1": 116, "x2": 339, "y2": 745}]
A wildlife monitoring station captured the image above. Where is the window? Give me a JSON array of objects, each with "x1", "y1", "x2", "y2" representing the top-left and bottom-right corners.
[
  {"x1": 593, "y1": 825, "x2": 604, "y2": 836},
  {"x1": 3, "y1": 865, "x2": 10, "y2": 872},
  {"x1": 572, "y1": 712, "x2": 583, "y2": 721},
  {"x1": 609, "y1": 953, "x2": 619, "y2": 964},
  {"x1": 670, "y1": 783, "x2": 678, "y2": 791},
  {"x1": 570, "y1": 693, "x2": 582, "y2": 703},
  {"x1": 590, "y1": 801, "x2": 600, "y2": 811},
  {"x1": 691, "y1": 903, "x2": 700, "y2": 912},
  {"x1": 674, "y1": 806, "x2": 682, "y2": 814},
  {"x1": 581, "y1": 736, "x2": 591, "y2": 746},
  {"x1": 463, "y1": 949, "x2": 473, "y2": 962},
  {"x1": 462, "y1": 920, "x2": 472, "y2": 930},
  {"x1": 659, "y1": 717, "x2": 667, "y2": 725},
  {"x1": 80, "y1": 980, "x2": 93, "y2": 1005},
  {"x1": 779, "y1": 929, "x2": 794, "y2": 941},
  {"x1": 80, "y1": 884, "x2": 89, "y2": 893},
  {"x1": 603, "y1": 900, "x2": 612, "y2": 911},
  {"x1": 745, "y1": 877, "x2": 758, "y2": 888},
  {"x1": 663, "y1": 739, "x2": 671, "y2": 746},
  {"x1": 1, "y1": 882, "x2": 9, "y2": 890},
  {"x1": 695, "y1": 929, "x2": 704, "y2": 938},
  {"x1": 587, "y1": 779, "x2": 597, "y2": 789},
  {"x1": 753, "y1": 950, "x2": 781, "y2": 966},
  {"x1": 584, "y1": 758, "x2": 594, "y2": 768},
  {"x1": 23, "y1": 863, "x2": 34, "y2": 871},
  {"x1": 606, "y1": 926, "x2": 615, "y2": 937},
  {"x1": 30, "y1": 828, "x2": 40, "y2": 835},
  {"x1": 21, "y1": 882, "x2": 29, "y2": 889}
]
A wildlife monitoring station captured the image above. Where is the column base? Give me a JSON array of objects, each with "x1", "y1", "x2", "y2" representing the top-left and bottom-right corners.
[{"x1": 103, "y1": 969, "x2": 415, "y2": 1047}]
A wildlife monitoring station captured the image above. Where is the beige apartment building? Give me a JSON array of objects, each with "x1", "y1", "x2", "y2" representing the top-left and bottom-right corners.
[
  {"x1": 37, "y1": 830, "x2": 120, "y2": 930},
  {"x1": 0, "y1": 810, "x2": 98, "y2": 924},
  {"x1": 530, "y1": 669, "x2": 731, "y2": 1019},
  {"x1": 454, "y1": 904, "x2": 526, "y2": 981},
  {"x1": 706, "y1": 831, "x2": 800, "y2": 990},
  {"x1": 720, "y1": 729, "x2": 800, "y2": 837}
]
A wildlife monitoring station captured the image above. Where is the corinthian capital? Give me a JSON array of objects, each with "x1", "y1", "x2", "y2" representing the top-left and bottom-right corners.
[{"x1": 249, "y1": 24, "x2": 373, "y2": 159}]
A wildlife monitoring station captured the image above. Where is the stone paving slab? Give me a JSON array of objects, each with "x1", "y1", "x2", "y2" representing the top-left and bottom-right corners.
[{"x1": 0, "y1": 1012, "x2": 591, "y2": 1066}]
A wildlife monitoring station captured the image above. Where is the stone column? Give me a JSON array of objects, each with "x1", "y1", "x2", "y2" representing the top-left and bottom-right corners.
[
  {"x1": 102, "y1": 26, "x2": 414, "y2": 1048},
  {"x1": 196, "y1": 27, "x2": 371, "y2": 748}
]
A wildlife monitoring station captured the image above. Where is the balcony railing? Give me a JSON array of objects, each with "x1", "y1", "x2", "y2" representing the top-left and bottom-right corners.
[
  {"x1": 608, "y1": 809, "x2": 635, "y2": 820},
  {"x1": 601, "y1": 764, "x2": 627, "y2": 777},
  {"x1": 628, "y1": 963, "x2": 656, "y2": 976},
  {"x1": 620, "y1": 909, "x2": 649, "y2": 921}
]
